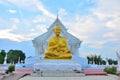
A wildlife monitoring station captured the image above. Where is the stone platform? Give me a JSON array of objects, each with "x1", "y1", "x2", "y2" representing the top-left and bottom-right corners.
[
  {"x1": 33, "y1": 60, "x2": 81, "y2": 72},
  {"x1": 33, "y1": 60, "x2": 83, "y2": 77},
  {"x1": 31, "y1": 71, "x2": 85, "y2": 77}
]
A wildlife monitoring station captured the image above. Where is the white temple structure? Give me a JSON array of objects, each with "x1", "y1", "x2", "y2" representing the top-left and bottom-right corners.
[
  {"x1": 32, "y1": 17, "x2": 82, "y2": 56},
  {"x1": 116, "y1": 52, "x2": 120, "y2": 70},
  {"x1": 31, "y1": 17, "x2": 88, "y2": 72}
]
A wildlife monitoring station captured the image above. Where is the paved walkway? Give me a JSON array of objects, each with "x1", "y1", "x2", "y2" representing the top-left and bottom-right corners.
[
  {"x1": 20, "y1": 74, "x2": 120, "y2": 80},
  {"x1": 1, "y1": 73, "x2": 25, "y2": 80}
]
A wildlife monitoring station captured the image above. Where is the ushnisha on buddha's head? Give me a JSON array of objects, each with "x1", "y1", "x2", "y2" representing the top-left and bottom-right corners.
[{"x1": 53, "y1": 25, "x2": 61, "y2": 36}]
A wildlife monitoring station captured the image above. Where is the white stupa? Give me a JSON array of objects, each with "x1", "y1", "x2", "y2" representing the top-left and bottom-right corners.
[
  {"x1": 116, "y1": 52, "x2": 120, "y2": 70},
  {"x1": 32, "y1": 17, "x2": 87, "y2": 72}
]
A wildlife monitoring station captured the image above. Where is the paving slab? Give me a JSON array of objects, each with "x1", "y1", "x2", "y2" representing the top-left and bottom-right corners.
[{"x1": 20, "y1": 74, "x2": 119, "y2": 80}]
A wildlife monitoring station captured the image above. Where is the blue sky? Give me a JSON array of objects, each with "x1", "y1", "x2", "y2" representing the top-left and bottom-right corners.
[{"x1": 0, "y1": 0, "x2": 120, "y2": 59}]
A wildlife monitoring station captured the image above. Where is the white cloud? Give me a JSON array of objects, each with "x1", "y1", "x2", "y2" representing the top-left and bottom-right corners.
[
  {"x1": 8, "y1": 9, "x2": 16, "y2": 14},
  {"x1": 6, "y1": 0, "x2": 56, "y2": 27},
  {"x1": 0, "y1": 27, "x2": 40, "y2": 42},
  {"x1": 10, "y1": 18, "x2": 20, "y2": 24},
  {"x1": 35, "y1": 1, "x2": 55, "y2": 18},
  {"x1": 80, "y1": 52, "x2": 89, "y2": 58},
  {"x1": 0, "y1": 18, "x2": 23, "y2": 42},
  {"x1": 33, "y1": 14, "x2": 54, "y2": 23},
  {"x1": 65, "y1": 15, "x2": 103, "y2": 45},
  {"x1": 31, "y1": 29, "x2": 35, "y2": 32},
  {"x1": 0, "y1": 16, "x2": 49, "y2": 42},
  {"x1": 80, "y1": 52, "x2": 93, "y2": 58},
  {"x1": 58, "y1": 8, "x2": 67, "y2": 18},
  {"x1": 0, "y1": 0, "x2": 119, "y2": 50},
  {"x1": 106, "y1": 17, "x2": 120, "y2": 31},
  {"x1": 7, "y1": 0, "x2": 35, "y2": 8},
  {"x1": 62, "y1": 0, "x2": 120, "y2": 49},
  {"x1": 103, "y1": 32, "x2": 120, "y2": 43},
  {"x1": 7, "y1": 0, "x2": 55, "y2": 18},
  {"x1": 0, "y1": 0, "x2": 56, "y2": 42},
  {"x1": 0, "y1": 18, "x2": 32, "y2": 42},
  {"x1": 36, "y1": 24, "x2": 47, "y2": 32},
  {"x1": 0, "y1": 0, "x2": 3, "y2": 3},
  {"x1": 0, "y1": 29, "x2": 24, "y2": 42},
  {"x1": 22, "y1": 32, "x2": 40, "y2": 41},
  {"x1": 0, "y1": 0, "x2": 6, "y2": 5},
  {"x1": 103, "y1": 32, "x2": 116, "y2": 38},
  {"x1": 91, "y1": 0, "x2": 120, "y2": 46},
  {"x1": 9, "y1": 18, "x2": 20, "y2": 30},
  {"x1": 91, "y1": 0, "x2": 120, "y2": 19},
  {"x1": 0, "y1": 18, "x2": 19, "y2": 30}
]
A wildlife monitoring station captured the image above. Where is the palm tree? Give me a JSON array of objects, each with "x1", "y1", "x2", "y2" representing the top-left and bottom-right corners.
[
  {"x1": 107, "y1": 58, "x2": 113, "y2": 65},
  {"x1": 97, "y1": 55, "x2": 102, "y2": 65},
  {"x1": 101, "y1": 60, "x2": 106, "y2": 65},
  {"x1": 87, "y1": 56, "x2": 90, "y2": 64},
  {"x1": 94, "y1": 55, "x2": 97, "y2": 64},
  {"x1": 113, "y1": 60, "x2": 118, "y2": 65}
]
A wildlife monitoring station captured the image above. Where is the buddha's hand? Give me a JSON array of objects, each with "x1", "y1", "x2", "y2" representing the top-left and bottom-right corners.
[
  {"x1": 59, "y1": 44, "x2": 65, "y2": 48},
  {"x1": 65, "y1": 50, "x2": 71, "y2": 53},
  {"x1": 52, "y1": 45, "x2": 59, "y2": 49}
]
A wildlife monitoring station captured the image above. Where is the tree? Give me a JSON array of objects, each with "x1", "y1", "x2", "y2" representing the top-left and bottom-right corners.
[
  {"x1": 0, "y1": 54, "x2": 4, "y2": 64},
  {"x1": 20, "y1": 52, "x2": 26, "y2": 63},
  {"x1": 87, "y1": 56, "x2": 90, "y2": 64},
  {"x1": 101, "y1": 60, "x2": 106, "y2": 65},
  {"x1": 107, "y1": 58, "x2": 113, "y2": 65},
  {"x1": 94, "y1": 55, "x2": 97, "y2": 64},
  {"x1": 7, "y1": 50, "x2": 26, "y2": 64},
  {"x1": 87, "y1": 55, "x2": 95, "y2": 64},
  {"x1": 87, "y1": 54, "x2": 104, "y2": 65},
  {"x1": 0, "y1": 50, "x2": 6, "y2": 58},
  {"x1": 8, "y1": 65, "x2": 15, "y2": 73},
  {"x1": 113, "y1": 60, "x2": 118, "y2": 65},
  {"x1": 97, "y1": 55, "x2": 102, "y2": 65},
  {"x1": 0, "y1": 50, "x2": 6, "y2": 64},
  {"x1": 104, "y1": 66, "x2": 117, "y2": 74}
]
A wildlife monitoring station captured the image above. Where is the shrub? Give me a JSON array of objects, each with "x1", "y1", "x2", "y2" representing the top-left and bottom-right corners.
[
  {"x1": 104, "y1": 66, "x2": 117, "y2": 74},
  {"x1": 8, "y1": 65, "x2": 15, "y2": 73}
]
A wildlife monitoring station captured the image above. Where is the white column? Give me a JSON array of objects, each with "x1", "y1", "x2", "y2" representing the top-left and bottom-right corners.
[{"x1": 116, "y1": 52, "x2": 120, "y2": 70}]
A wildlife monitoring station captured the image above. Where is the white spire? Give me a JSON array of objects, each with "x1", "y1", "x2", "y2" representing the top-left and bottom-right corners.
[
  {"x1": 116, "y1": 51, "x2": 120, "y2": 70},
  {"x1": 116, "y1": 51, "x2": 120, "y2": 61},
  {"x1": 56, "y1": 13, "x2": 59, "y2": 24},
  {"x1": 57, "y1": 13, "x2": 58, "y2": 20}
]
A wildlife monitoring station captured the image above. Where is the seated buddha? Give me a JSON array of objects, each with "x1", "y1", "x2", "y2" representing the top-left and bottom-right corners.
[{"x1": 44, "y1": 25, "x2": 72, "y2": 60}]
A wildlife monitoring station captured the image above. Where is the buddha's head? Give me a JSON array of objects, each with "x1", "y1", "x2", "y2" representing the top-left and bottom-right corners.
[{"x1": 53, "y1": 25, "x2": 61, "y2": 36}]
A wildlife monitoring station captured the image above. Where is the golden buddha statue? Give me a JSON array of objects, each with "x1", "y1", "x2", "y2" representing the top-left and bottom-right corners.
[{"x1": 44, "y1": 25, "x2": 72, "y2": 60}]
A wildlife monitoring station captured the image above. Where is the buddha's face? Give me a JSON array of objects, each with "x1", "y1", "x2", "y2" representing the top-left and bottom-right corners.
[{"x1": 54, "y1": 26, "x2": 61, "y2": 36}]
